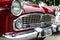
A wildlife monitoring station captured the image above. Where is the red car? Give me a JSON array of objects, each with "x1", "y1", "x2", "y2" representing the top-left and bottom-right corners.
[{"x1": 0, "y1": 0, "x2": 58, "y2": 40}]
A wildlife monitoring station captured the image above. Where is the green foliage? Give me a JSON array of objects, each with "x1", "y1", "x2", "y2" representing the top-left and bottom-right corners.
[
  {"x1": 25, "y1": 0, "x2": 60, "y2": 6},
  {"x1": 0, "y1": 34, "x2": 2, "y2": 37}
]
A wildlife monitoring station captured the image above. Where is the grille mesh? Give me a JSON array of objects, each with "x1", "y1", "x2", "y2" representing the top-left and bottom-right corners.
[
  {"x1": 22, "y1": 15, "x2": 41, "y2": 24},
  {"x1": 21, "y1": 14, "x2": 52, "y2": 28},
  {"x1": 42, "y1": 15, "x2": 51, "y2": 25},
  {"x1": 42, "y1": 15, "x2": 51, "y2": 22}
]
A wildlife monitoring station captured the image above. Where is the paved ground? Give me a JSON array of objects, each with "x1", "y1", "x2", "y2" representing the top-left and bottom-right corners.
[{"x1": 44, "y1": 32, "x2": 60, "y2": 40}]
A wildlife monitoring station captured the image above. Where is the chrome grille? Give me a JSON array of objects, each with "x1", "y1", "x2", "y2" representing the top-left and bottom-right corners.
[
  {"x1": 22, "y1": 14, "x2": 41, "y2": 24},
  {"x1": 13, "y1": 13, "x2": 54, "y2": 31},
  {"x1": 42, "y1": 14, "x2": 52, "y2": 25}
]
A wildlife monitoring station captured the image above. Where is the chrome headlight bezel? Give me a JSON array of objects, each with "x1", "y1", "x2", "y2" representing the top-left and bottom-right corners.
[
  {"x1": 11, "y1": 0, "x2": 24, "y2": 16},
  {"x1": 15, "y1": 19, "x2": 23, "y2": 29},
  {"x1": 13, "y1": 18, "x2": 23, "y2": 31}
]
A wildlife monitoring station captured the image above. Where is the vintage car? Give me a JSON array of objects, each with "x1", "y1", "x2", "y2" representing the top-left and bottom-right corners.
[{"x1": 0, "y1": 0, "x2": 59, "y2": 40}]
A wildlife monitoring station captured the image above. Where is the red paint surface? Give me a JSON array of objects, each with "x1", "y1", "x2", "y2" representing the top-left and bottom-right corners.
[
  {"x1": 0, "y1": 0, "x2": 13, "y2": 8},
  {"x1": 0, "y1": 10, "x2": 13, "y2": 34},
  {"x1": 0, "y1": 10, "x2": 33, "y2": 34},
  {"x1": 25, "y1": 3, "x2": 40, "y2": 8},
  {"x1": 22, "y1": 5, "x2": 56, "y2": 15}
]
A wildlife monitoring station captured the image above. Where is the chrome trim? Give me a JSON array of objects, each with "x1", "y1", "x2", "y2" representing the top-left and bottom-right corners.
[
  {"x1": 2, "y1": 27, "x2": 52, "y2": 40},
  {"x1": 3, "y1": 31, "x2": 38, "y2": 40},
  {"x1": 11, "y1": 0, "x2": 23, "y2": 16},
  {"x1": 20, "y1": 13, "x2": 43, "y2": 18},
  {"x1": 43, "y1": 13, "x2": 54, "y2": 18},
  {"x1": 0, "y1": 8, "x2": 9, "y2": 10}
]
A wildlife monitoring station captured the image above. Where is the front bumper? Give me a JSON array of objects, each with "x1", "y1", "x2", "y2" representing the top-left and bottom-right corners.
[
  {"x1": 2, "y1": 27, "x2": 52, "y2": 40},
  {"x1": 3, "y1": 31, "x2": 38, "y2": 40}
]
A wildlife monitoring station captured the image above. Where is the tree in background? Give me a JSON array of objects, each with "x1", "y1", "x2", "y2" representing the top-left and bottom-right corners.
[
  {"x1": 44, "y1": 0, "x2": 60, "y2": 6},
  {"x1": 25, "y1": 0, "x2": 60, "y2": 6}
]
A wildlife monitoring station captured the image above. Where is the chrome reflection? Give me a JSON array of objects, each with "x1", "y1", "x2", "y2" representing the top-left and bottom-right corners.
[{"x1": 0, "y1": 8, "x2": 9, "y2": 10}]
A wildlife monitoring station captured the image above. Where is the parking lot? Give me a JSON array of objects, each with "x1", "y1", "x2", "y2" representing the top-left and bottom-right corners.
[{"x1": 44, "y1": 32, "x2": 60, "y2": 40}]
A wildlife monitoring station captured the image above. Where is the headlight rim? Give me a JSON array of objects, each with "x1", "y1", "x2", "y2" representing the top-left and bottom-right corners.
[
  {"x1": 15, "y1": 19, "x2": 23, "y2": 29},
  {"x1": 11, "y1": 0, "x2": 23, "y2": 16},
  {"x1": 13, "y1": 18, "x2": 23, "y2": 31}
]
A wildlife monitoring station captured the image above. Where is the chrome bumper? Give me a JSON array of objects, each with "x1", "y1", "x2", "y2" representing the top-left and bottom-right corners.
[
  {"x1": 2, "y1": 27, "x2": 52, "y2": 40},
  {"x1": 3, "y1": 31, "x2": 37, "y2": 40}
]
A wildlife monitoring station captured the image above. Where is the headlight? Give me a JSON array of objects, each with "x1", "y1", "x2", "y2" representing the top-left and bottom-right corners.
[
  {"x1": 15, "y1": 19, "x2": 23, "y2": 29},
  {"x1": 11, "y1": 0, "x2": 24, "y2": 16}
]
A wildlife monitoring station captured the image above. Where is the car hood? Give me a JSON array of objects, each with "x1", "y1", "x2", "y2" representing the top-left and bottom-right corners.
[
  {"x1": 25, "y1": 3, "x2": 40, "y2": 8},
  {"x1": 22, "y1": 4, "x2": 55, "y2": 15},
  {"x1": 0, "y1": 0, "x2": 13, "y2": 8}
]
